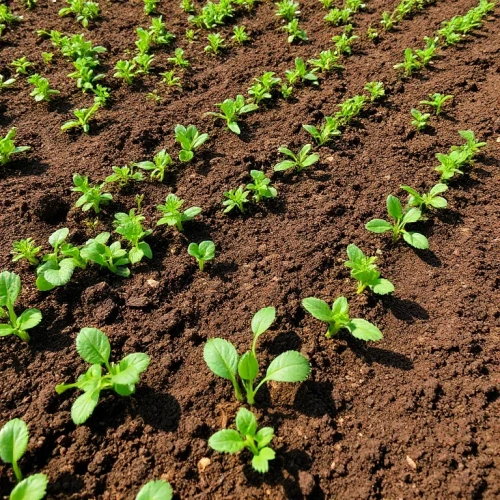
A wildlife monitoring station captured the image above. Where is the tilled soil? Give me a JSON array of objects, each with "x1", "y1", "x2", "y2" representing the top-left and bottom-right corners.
[{"x1": 0, "y1": 0, "x2": 499, "y2": 498}]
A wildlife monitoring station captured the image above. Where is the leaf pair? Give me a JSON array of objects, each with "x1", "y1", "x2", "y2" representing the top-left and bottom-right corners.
[
  {"x1": 206, "y1": 95, "x2": 258, "y2": 135},
  {"x1": 156, "y1": 194, "x2": 202, "y2": 231},
  {"x1": 187, "y1": 241, "x2": 215, "y2": 271},
  {"x1": 274, "y1": 144, "x2": 319, "y2": 173},
  {"x1": 174, "y1": 124, "x2": 209, "y2": 162}
]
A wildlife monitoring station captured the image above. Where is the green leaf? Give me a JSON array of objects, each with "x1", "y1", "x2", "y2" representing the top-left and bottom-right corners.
[
  {"x1": 0, "y1": 418, "x2": 28, "y2": 464},
  {"x1": 369, "y1": 278, "x2": 394, "y2": 295},
  {"x1": 403, "y1": 232, "x2": 429, "y2": 249},
  {"x1": 273, "y1": 160, "x2": 296, "y2": 172},
  {"x1": 429, "y1": 183, "x2": 448, "y2": 195},
  {"x1": 17, "y1": 309, "x2": 42, "y2": 330},
  {"x1": 128, "y1": 247, "x2": 144, "y2": 264},
  {"x1": 387, "y1": 195, "x2": 403, "y2": 220},
  {"x1": 302, "y1": 153, "x2": 319, "y2": 167},
  {"x1": 402, "y1": 208, "x2": 422, "y2": 224},
  {"x1": 331, "y1": 296, "x2": 349, "y2": 316},
  {"x1": 346, "y1": 244, "x2": 364, "y2": 263},
  {"x1": 208, "y1": 429, "x2": 245, "y2": 453},
  {"x1": 265, "y1": 351, "x2": 310, "y2": 383},
  {"x1": 235, "y1": 407, "x2": 257, "y2": 436},
  {"x1": 365, "y1": 219, "x2": 393, "y2": 233},
  {"x1": 10, "y1": 473, "x2": 48, "y2": 500},
  {"x1": 0, "y1": 324, "x2": 15, "y2": 336},
  {"x1": 114, "y1": 383, "x2": 135, "y2": 396},
  {"x1": 112, "y1": 353, "x2": 150, "y2": 385},
  {"x1": 237, "y1": 351, "x2": 259, "y2": 381},
  {"x1": 251, "y1": 447, "x2": 275, "y2": 473},
  {"x1": 48, "y1": 228, "x2": 69, "y2": 248},
  {"x1": 71, "y1": 389, "x2": 100, "y2": 425},
  {"x1": 204, "y1": 338, "x2": 238, "y2": 380},
  {"x1": 42, "y1": 258, "x2": 75, "y2": 286},
  {"x1": 251, "y1": 307, "x2": 275, "y2": 336},
  {"x1": 429, "y1": 197, "x2": 447, "y2": 209},
  {"x1": 302, "y1": 297, "x2": 333, "y2": 322},
  {"x1": 347, "y1": 318, "x2": 383, "y2": 341},
  {"x1": 255, "y1": 427, "x2": 274, "y2": 448},
  {"x1": 228, "y1": 121, "x2": 241, "y2": 134},
  {"x1": 0, "y1": 271, "x2": 21, "y2": 307},
  {"x1": 179, "y1": 149, "x2": 194, "y2": 162},
  {"x1": 76, "y1": 328, "x2": 111, "y2": 365},
  {"x1": 135, "y1": 480, "x2": 173, "y2": 500}
]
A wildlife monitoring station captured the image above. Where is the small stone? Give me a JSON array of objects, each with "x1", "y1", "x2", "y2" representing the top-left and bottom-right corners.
[
  {"x1": 406, "y1": 455, "x2": 417, "y2": 470},
  {"x1": 147, "y1": 279, "x2": 159, "y2": 288},
  {"x1": 198, "y1": 457, "x2": 211, "y2": 472},
  {"x1": 298, "y1": 471, "x2": 315, "y2": 496}
]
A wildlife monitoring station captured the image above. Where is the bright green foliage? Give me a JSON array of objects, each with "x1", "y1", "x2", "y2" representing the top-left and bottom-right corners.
[
  {"x1": 149, "y1": 17, "x2": 175, "y2": 46},
  {"x1": 285, "y1": 57, "x2": 318, "y2": 85},
  {"x1": 324, "y1": 8, "x2": 351, "y2": 26},
  {"x1": 181, "y1": 0, "x2": 195, "y2": 13},
  {"x1": 308, "y1": 49, "x2": 343, "y2": 73},
  {"x1": 274, "y1": 144, "x2": 319, "y2": 173},
  {"x1": 332, "y1": 31, "x2": 358, "y2": 55},
  {"x1": 400, "y1": 184, "x2": 448, "y2": 210},
  {"x1": 132, "y1": 53, "x2": 155, "y2": 74},
  {"x1": 275, "y1": 0, "x2": 300, "y2": 21},
  {"x1": 157, "y1": 194, "x2": 202, "y2": 231},
  {"x1": 209, "y1": 407, "x2": 276, "y2": 473},
  {"x1": 411, "y1": 108, "x2": 430, "y2": 131},
  {"x1": 320, "y1": 0, "x2": 334, "y2": 7},
  {"x1": 281, "y1": 83, "x2": 293, "y2": 99},
  {"x1": 35, "y1": 228, "x2": 87, "y2": 291},
  {"x1": 11, "y1": 239, "x2": 41, "y2": 266},
  {"x1": 246, "y1": 170, "x2": 277, "y2": 202},
  {"x1": 174, "y1": 124, "x2": 209, "y2": 162},
  {"x1": 283, "y1": 18, "x2": 308, "y2": 43},
  {"x1": 335, "y1": 95, "x2": 367, "y2": 126},
  {"x1": 206, "y1": 95, "x2": 258, "y2": 135},
  {"x1": 394, "y1": 47, "x2": 421, "y2": 76},
  {"x1": 0, "y1": 4, "x2": 23, "y2": 24},
  {"x1": 303, "y1": 296, "x2": 383, "y2": 341},
  {"x1": 381, "y1": 0, "x2": 435, "y2": 31},
  {"x1": 24, "y1": 0, "x2": 38, "y2": 9},
  {"x1": 11, "y1": 57, "x2": 33, "y2": 75},
  {"x1": 135, "y1": 149, "x2": 172, "y2": 182},
  {"x1": 168, "y1": 48, "x2": 190, "y2": 68},
  {"x1": 189, "y1": 0, "x2": 234, "y2": 29},
  {"x1": 27, "y1": 74, "x2": 60, "y2": 102},
  {"x1": 136, "y1": 480, "x2": 173, "y2": 500},
  {"x1": 344, "y1": 244, "x2": 394, "y2": 295},
  {"x1": 185, "y1": 28, "x2": 197, "y2": 42},
  {"x1": 68, "y1": 58, "x2": 105, "y2": 92},
  {"x1": 303, "y1": 116, "x2": 341, "y2": 145},
  {"x1": 415, "y1": 36, "x2": 439, "y2": 66},
  {"x1": 223, "y1": 186, "x2": 250, "y2": 213},
  {"x1": 81, "y1": 232, "x2": 130, "y2": 277},
  {"x1": 205, "y1": 33, "x2": 226, "y2": 54},
  {"x1": 0, "y1": 74, "x2": 16, "y2": 90},
  {"x1": 9, "y1": 473, "x2": 48, "y2": 500},
  {"x1": 61, "y1": 102, "x2": 101, "y2": 134},
  {"x1": 188, "y1": 241, "x2": 215, "y2": 271},
  {"x1": 0, "y1": 271, "x2": 42, "y2": 343},
  {"x1": 204, "y1": 307, "x2": 310, "y2": 404},
  {"x1": 420, "y1": 93, "x2": 453, "y2": 115},
  {"x1": 72, "y1": 173, "x2": 112, "y2": 213},
  {"x1": 143, "y1": 0, "x2": 159, "y2": 14},
  {"x1": 364, "y1": 81, "x2": 385, "y2": 101},
  {"x1": 366, "y1": 26, "x2": 379, "y2": 40},
  {"x1": 105, "y1": 166, "x2": 144, "y2": 187},
  {"x1": 92, "y1": 84, "x2": 111, "y2": 105},
  {"x1": 55, "y1": 328, "x2": 150, "y2": 424},
  {"x1": 42, "y1": 52, "x2": 54, "y2": 64},
  {"x1": 135, "y1": 27, "x2": 153, "y2": 54},
  {"x1": 59, "y1": 0, "x2": 100, "y2": 28},
  {"x1": 52, "y1": 33, "x2": 106, "y2": 62},
  {"x1": 248, "y1": 72, "x2": 281, "y2": 104},
  {"x1": 113, "y1": 209, "x2": 152, "y2": 264},
  {"x1": 114, "y1": 60, "x2": 140, "y2": 85},
  {"x1": 0, "y1": 128, "x2": 30, "y2": 165},
  {"x1": 161, "y1": 69, "x2": 181, "y2": 88},
  {"x1": 232, "y1": 25, "x2": 250, "y2": 43},
  {"x1": 365, "y1": 194, "x2": 429, "y2": 249}
]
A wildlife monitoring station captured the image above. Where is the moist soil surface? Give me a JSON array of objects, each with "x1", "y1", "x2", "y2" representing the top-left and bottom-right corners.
[{"x1": 0, "y1": 0, "x2": 499, "y2": 498}]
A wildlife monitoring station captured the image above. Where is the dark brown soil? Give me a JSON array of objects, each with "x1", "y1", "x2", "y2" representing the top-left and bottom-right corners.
[{"x1": 1, "y1": 0, "x2": 499, "y2": 498}]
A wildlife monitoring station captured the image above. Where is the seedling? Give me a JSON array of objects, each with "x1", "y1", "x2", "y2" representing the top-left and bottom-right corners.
[
  {"x1": 394, "y1": 48, "x2": 421, "y2": 76},
  {"x1": 223, "y1": 186, "x2": 250, "y2": 213},
  {"x1": 72, "y1": 173, "x2": 112, "y2": 213},
  {"x1": 0, "y1": 128, "x2": 30, "y2": 165},
  {"x1": 324, "y1": 8, "x2": 351, "y2": 26},
  {"x1": 113, "y1": 209, "x2": 152, "y2": 264},
  {"x1": 105, "y1": 166, "x2": 144, "y2": 187},
  {"x1": 27, "y1": 74, "x2": 60, "y2": 102},
  {"x1": 188, "y1": 241, "x2": 215, "y2": 271},
  {"x1": 451, "y1": 129, "x2": 486, "y2": 162},
  {"x1": 335, "y1": 95, "x2": 367, "y2": 126},
  {"x1": 205, "y1": 33, "x2": 226, "y2": 55},
  {"x1": 366, "y1": 26, "x2": 379, "y2": 40},
  {"x1": 174, "y1": 124, "x2": 209, "y2": 162},
  {"x1": 56, "y1": 328, "x2": 150, "y2": 424},
  {"x1": 157, "y1": 194, "x2": 202, "y2": 231},
  {"x1": 133, "y1": 53, "x2": 155, "y2": 74},
  {"x1": 246, "y1": 170, "x2": 277, "y2": 202},
  {"x1": 136, "y1": 480, "x2": 173, "y2": 500},
  {"x1": 59, "y1": 0, "x2": 100, "y2": 28},
  {"x1": 181, "y1": 0, "x2": 195, "y2": 13},
  {"x1": 135, "y1": 149, "x2": 172, "y2": 182},
  {"x1": 285, "y1": 57, "x2": 318, "y2": 85},
  {"x1": 209, "y1": 407, "x2": 275, "y2": 473},
  {"x1": 144, "y1": 0, "x2": 159, "y2": 14},
  {"x1": 92, "y1": 84, "x2": 111, "y2": 105},
  {"x1": 281, "y1": 83, "x2": 293, "y2": 99},
  {"x1": 344, "y1": 244, "x2": 394, "y2": 295},
  {"x1": 415, "y1": 36, "x2": 439, "y2": 66},
  {"x1": 283, "y1": 19, "x2": 308, "y2": 43},
  {"x1": 42, "y1": 52, "x2": 54, "y2": 64},
  {"x1": 114, "y1": 60, "x2": 140, "y2": 85},
  {"x1": 232, "y1": 25, "x2": 250, "y2": 43},
  {"x1": 81, "y1": 232, "x2": 130, "y2": 277},
  {"x1": 320, "y1": 0, "x2": 334, "y2": 7},
  {"x1": 303, "y1": 296, "x2": 383, "y2": 340},
  {"x1": 0, "y1": 271, "x2": 42, "y2": 343},
  {"x1": 420, "y1": 93, "x2": 453, "y2": 115},
  {"x1": 248, "y1": 72, "x2": 281, "y2": 104},
  {"x1": 303, "y1": 116, "x2": 341, "y2": 146},
  {"x1": 168, "y1": 48, "x2": 190, "y2": 68},
  {"x1": 274, "y1": 144, "x2": 319, "y2": 173},
  {"x1": 61, "y1": 102, "x2": 101, "y2": 134},
  {"x1": 24, "y1": 0, "x2": 38, "y2": 8},
  {"x1": 308, "y1": 50, "x2": 343, "y2": 73},
  {"x1": 0, "y1": 4, "x2": 23, "y2": 24},
  {"x1": 0, "y1": 74, "x2": 16, "y2": 90},
  {"x1": 148, "y1": 17, "x2": 175, "y2": 46},
  {"x1": 11, "y1": 57, "x2": 33, "y2": 74},
  {"x1": 189, "y1": 0, "x2": 234, "y2": 29},
  {"x1": 135, "y1": 29, "x2": 153, "y2": 56},
  {"x1": 411, "y1": 108, "x2": 430, "y2": 131},
  {"x1": 185, "y1": 28, "x2": 197, "y2": 42},
  {"x1": 206, "y1": 95, "x2": 258, "y2": 134},
  {"x1": 400, "y1": 184, "x2": 448, "y2": 210},
  {"x1": 68, "y1": 58, "x2": 105, "y2": 91},
  {"x1": 161, "y1": 69, "x2": 181, "y2": 88},
  {"x1": 204, "y1": 307, "x2": 310, "y2": 404},
  {"x1": 332, "y1": 31, "x2": 358, "y2": 56},
  {"x1": 364, "y1": 81, "x2": 385, "y2": 101},
  {"x1": 275, "y1": 0, "x2": 300, "y2": 21},
  {"x1": 11, "y1": 238, "x2": 41, "y2": 266},
  {"x1": 365, "y1": 194, "x2": 429, "y2": 249}
]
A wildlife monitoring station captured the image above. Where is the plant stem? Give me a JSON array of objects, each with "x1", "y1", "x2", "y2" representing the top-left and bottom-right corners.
[{"x1": 12, "y1": 460, "x2": 22, "y2": 482}]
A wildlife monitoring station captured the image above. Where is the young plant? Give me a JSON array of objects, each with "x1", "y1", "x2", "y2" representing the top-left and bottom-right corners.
[
  {"x1": 364, "y1": 81, "x2": 385, "y2": 101},
  {"x1": 105, "y1": 166, "x2": 144, "y2": 187},
  {"x1": 180, "y1": 0, "x2": 195, "y2": 13},
  {"x1": 206, "y1": 95, "x2": 258, "y2": 135},
  {"x1": 161, "y1": 69, "x2": 181, "y2": 88},
  {"x1": 308, "y1": 49, "x2": 343, "y2": 73},
  {"x1": 113, "y1": 209, "x2": 152, "y2": 264},
  {"x1": 275, "y1": 0, "x2": 300, "y2": 21},
  {"x1": 12, "y1": 238, "x2": 41, "y2": 266},
  {"x1": 248, "y1": 72, "x2": 281, "y2": 104},
  {"x1": 42, "y1": 52, "x2": 54, "y2": 64},
  {"x1": 283, "y1": 18, "x2": 308, "y2": 43},
  {"x1": 72, "y1": 173, "x2": 112, "y2": 213},
  {"x1": 366, "y1": 26, "x2": 379, "y2": 40},
  {"x1": 209, "y1": 407, "x2": 275, "y2": 473},
  {"x1": 27, "y1": 74, "x2": 60, "y2": 102},
  {"x1": 204, "y1": 307, "x2": 310, "y2": 404},
  {"x1": 365, "y1": 194, "x2": 429, "y2": 249},
  {"x1": 167, "y1": 48, "x2": 190, "y2": 68},
  {"x1": 188, "y1": 241, "x2": 215, "y2": 271},
  {"x1": 135, "y1": 149, "x2": 172, "y2": 182},
  {"x1": 303, "y1": 296, "x2": 383, "y2": 340},
  {"x1": 0, "y1": 271, "x2": 42, "y2": 343},
  {"x1": 411, "y1": 108, "x2": 430, "y2": 131},
  {"x1": 0, "y1": 128, "x2": 30, "y2": 165},
  {"x1": 344, "y1": 244, "x2": 394, "y2": 295},
  {"x1": 174, "y1": 124, "x2": 209, "y2": 162},
  {"x1": 223, "y1": 186, "x2": 250, "y2": 213},
  {"x1": 148, "y1": 16, "x2": 175, "y2": 46},
  {"x1": 55, "y1": 328, "x2": 150, "y2": 424},
  {"x1": 274, "y1": 144, "x2": 319, "y2": 173},
  {"x1": 303, "y1": 116, "x2": 340, "y2": 146},
  {"x1": 0, "y1": 4, "x2": 23, "y2": 24},
  {"x1": 324, "y1": 8, "x2": 351, "y2": 26},
  {"x1": 61, "y1": 102, "x2": 101, "y2": 134},
  {"x1": 281, "y1": 83, "x2": 293, "y2": 99},
  {"x1": 246, "y1": 170, "x2": 277, "y2": 202},
  {"x1": 156, "y1": 194, "x2": 202, "y2": 231},
  {"x1": 68, "y1": 58, "x2": 105, "y2": 92},
  {"x1": 400, "y1": 184, "x2": 448, "y2": 210},
  {"x1": 133, "y1": 53, "x2": 155, "y2": 74},
  {"x1": 114, "y1": 60, "x2": 140, "y2": 85},
  {"x1": 205, "y1": 33, "x2": 226, "y2": 55},
  {"x1": 415, "y1": 36, "x2": 439, "y2": 66},
  {"x1": 92, "y1": 84, "x2": 111, "y2": 105},
  {"x1": 335, "y1": 95, "x2": 367, "y2": 126},
  {"x1": 232, "y1": 25, "x2": 250, "y2": 44},
  {"x1": 0, "y1": 74, "x2": 16, "y2": 90},
  {"x1": 285, "y1": 57, "x2": 318, "y2": 86},
  {"x1": 136, "y1": 480, "x2": 173, "y2": 500},
  {"x1": 419, "y1": 93, "x2": 453, "y2": 116},
  {"x1": 185, "y1": 28, "x2": 197, "y2": 42},
  {"x1": 59, "y1": 0, "x2": 100, "y2": 28},
  {"x1": 451, "y1": 129, "x2": 486, "y2": 162},
  {"x1": 81, "y1": 232, "x2": 130, "y2": 277},
  {"x1": 143, "y1": 0, "x2": 159, "y2": 14},
  {"x1": 11, "y1": 57, "x2": 33, "y2": 74},
  {"x1": 394, "y1": 47, "x2": 421, "y2": 76},
  {"x1": 332, "y1": 31, "x2": 358, "y2": 56}
]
